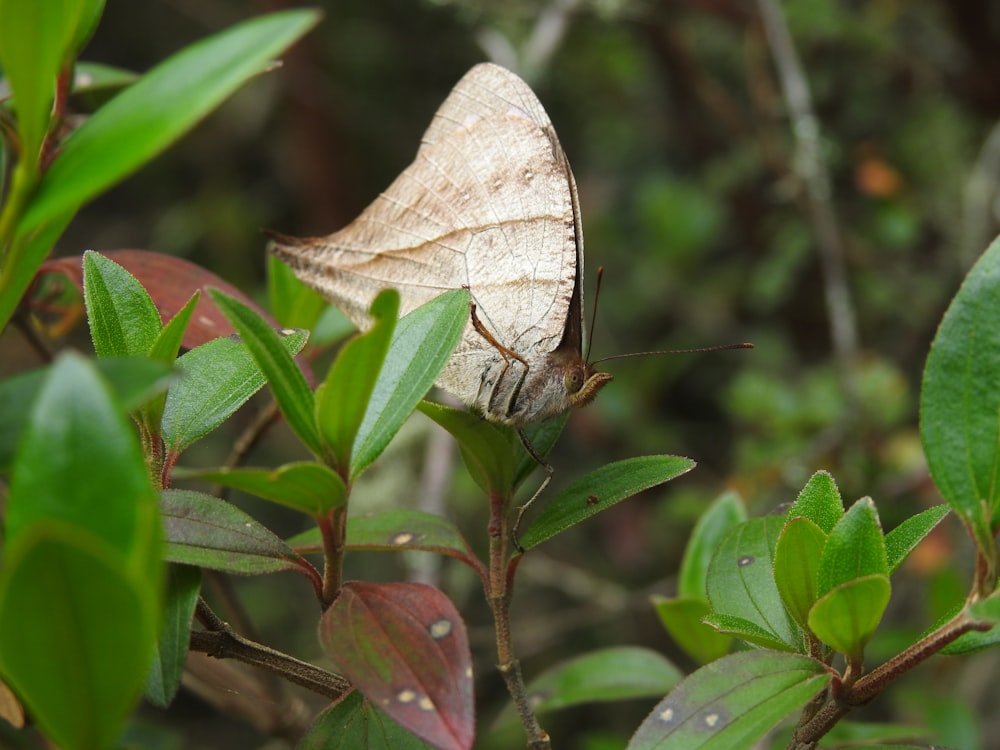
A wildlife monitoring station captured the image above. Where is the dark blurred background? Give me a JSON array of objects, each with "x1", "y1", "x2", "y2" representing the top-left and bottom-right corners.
[{"x1": 9, "y1": 0, "x2": 1000, "y2": 747}]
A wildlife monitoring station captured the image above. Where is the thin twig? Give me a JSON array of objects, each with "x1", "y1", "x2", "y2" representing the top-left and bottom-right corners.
[
  {"x1": 192, "y1": 598, "x2": 351, "y2": 701},
  {"x1": 757, "y1": 0, "x2": 860, "y2": 403}
]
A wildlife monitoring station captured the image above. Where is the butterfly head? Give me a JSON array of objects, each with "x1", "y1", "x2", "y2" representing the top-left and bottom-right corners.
[{"x1": 564, "y1": 361, "x2": 613, "y2": 410}]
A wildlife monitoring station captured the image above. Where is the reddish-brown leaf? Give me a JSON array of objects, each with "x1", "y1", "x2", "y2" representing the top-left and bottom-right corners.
[
  {"x1": 30, "y1": 250, "x2": 278, "y2": 349},
  {"x1": 319, "y1": 581, "x2": 474, "y2": 750}
]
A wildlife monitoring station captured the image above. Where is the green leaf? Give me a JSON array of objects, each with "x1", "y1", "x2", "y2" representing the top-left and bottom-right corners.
[
  {"x1": 18, "y1": 10, "x2": 322, "y2": 234},
  {"x1": 651, "y1": 596, "x2": 732, "y2": 665},
  {"x1": 807, "y1": 574, "x2": 891, "y2": 659},
  {"x1": 352, "y1": 288, "x2": 468, "y2": 478},
  {"x1": 210, "y1": 288, "x2": 320, "y2": 455},
  {"x1": 773, "y1": 517, "x2": 826, "y2": 630},
  {"x1": 142, "y1": 292, "x2": 200, "y2": 431},
  {"x1": 513, "y1": 413, "x2": 570, "y2": 489},
  {"x1": 161, "y1": 489, "x2": 314, "y2": 577},
  {"x1": 519, "y1": 455, "x2": 696, "y2": 550},
  {"x1": 315, "y1": 289, "x2": 398, "y2": 472},
  {"x1": 816, "y1": 497, "x2": 888, "y2": 596},
  {"x1": 289, "y1": 510, "x2": 480, "y2": 571},
  {"x1": 0, "y1": 356, "x2": 173, "y2": 472},
  {"x1": 701, "y1": 613, "x2": 793, "y2": 651},
  {"x1": 787, "y1": 470, "x2": 843, "y2": 534},
  {"x1": 148, "y1": 290, "x2": 199, "y2": 365},
  {"x1": 0, "y1": 524, "x2": 158, "y2": 750},
  {"x1": 705, "y1": 516, "x2": 801, "y2": 652},
  {"x1": 920, "y1": 234, "x2": 1000, "y2": 547},
  {"x1": 73, "y1": 61, "x2": 138, "y2": 94},
  {"x1": 5, "y1": 352, "x2": 161, "y2": 571},
  {"x1": 884, "y1": 504, "x2": 950, "y2": 575},
  {"x1": 160, "y1": 328, "x2": 308, "y2": 455},
  {"x1": 0, "y1": 0, "x2": 93, "y2": 159},
  {"x1": 679, "y1": 491, "x2": 747, "y2": 599},
  {"x1": 146, "y1": 564, "x2": 201, "y2": 707},
  {"x1": 268, "y1": 254, "x2": 329, "y2": 331},
  {"x1": 300, "y1": 691, "x2": 436, "y2": 749},
  {"x1": 627, "y1": 651, "x2": 830, "y2": 750},
  {"x1": 417, "y1": 401, "x2": 518, "y2": 497},
  {"x1": 513, "y1": 647, "x2": 682, "y2": 719},
  {"x1": 83, "y1": 249, "x2": 162, "y2": 357},
  {"x1": 185, "y1": 462, "x2": 346, "y2": 517}
]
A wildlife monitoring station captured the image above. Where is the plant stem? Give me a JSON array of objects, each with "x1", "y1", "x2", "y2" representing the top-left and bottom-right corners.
[
  {"x1": 192, "y1": 599, "x2": 351, "y2": 700},
  {"x1": 789, "y1": 611, "x2": 992, "y2": 747},
  {"x1": 486, "y1": 489, "x2": 550, "y2": 749},
  {"x1": 318, "y1": 507, "x2": 346, "y2": 608}
]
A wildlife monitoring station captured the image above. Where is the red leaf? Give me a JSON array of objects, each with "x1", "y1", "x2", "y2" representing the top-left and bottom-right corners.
[
  {"x1": 30, "y1": 250, "x2": 279, "y2": 349},
  {"x1": 320, "y1": 582, "x2": 474, "y2": 750}
]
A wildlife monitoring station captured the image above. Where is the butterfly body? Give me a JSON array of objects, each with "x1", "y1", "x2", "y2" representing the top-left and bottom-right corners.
[{"x1": 269, "y1": 63, "x2": 611, "y2": 427}]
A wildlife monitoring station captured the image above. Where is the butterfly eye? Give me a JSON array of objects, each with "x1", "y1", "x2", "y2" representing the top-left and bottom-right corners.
[{"x1": 564, "y1": 367, "x2": 584, "y2": 394}]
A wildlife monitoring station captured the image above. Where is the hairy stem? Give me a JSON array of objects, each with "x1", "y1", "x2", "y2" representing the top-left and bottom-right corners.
[{"x1": 487, "y1": 489, "x2": 550, "y2": 750}]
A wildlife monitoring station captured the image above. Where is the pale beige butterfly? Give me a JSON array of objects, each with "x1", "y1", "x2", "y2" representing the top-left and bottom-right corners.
[{"x1": 268, "y1": 63, "x2": 612, "y2": 429}]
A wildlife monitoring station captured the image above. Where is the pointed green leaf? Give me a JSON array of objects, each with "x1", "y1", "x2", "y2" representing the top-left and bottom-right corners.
[
  {"x1": 146, "y1": 564, "x2": 201, "y2": 707},
  {"x1": 142, "y1": 292, "x2": 199, "y2": 431},
  {"x1": 186, "y1": 462, "x2": 346, "y2": 517},
  {"x1": 808, "y1": 574, "x2": 891, "y2": 659},
  {"x1": 920, "y1": 234, "x2": 1000, "y2": 545},
  {"x1": 519, "y1": 455, "x2": 696, "y2": 550},
  {"x1": 300, "y1": 690, "x2": 436, "y2": 749},
  {"x1": 885, "y1": 504, "x2": 950, "y2": 575},
  {"x1": 817, "y1": 497, "x2": 888, "y2": 596},
  {"x1": 160, "y1": 327, "x2": 308, "y2": 454},
  {"x1": 148, "y1": 290, "x2": 199, "y2": 365},
  {"x1": 18, "y1": 10, "x2": 322, "y2": 234},
  {"x1": 319, "y1": 582, "x2": 474, "y2": 750},
  {"x1": 161, "y1": 489, "x2": 314, "y2": 577},
  {"x1": 773, "y1": 517, "x2": 826, "y2": 630},
  {"x1": 316, "y1": 289, "x2": 398, "y2": 472},
  {"x1": 517, "y1": 647, "x2": 681, "y2": 718},
  {"x1": 679, "y1": 492, "x2": 747, "y2": 599},
  {"x1": 701, "y1": 613, "x2": 794, "y2": 652},
  {"x1": 0, "y1": 524, "x2": 158, "y2": 750},
  {"x1": 210, "y1": 288, "x2": 320, "y2": 455},
  {"x1": 652, "y1": 596, "x2": 733, "y2": 665},
  {"x1": 83, "y1": 250, "x2": 162, "y2": 358},
  {"x1": 706, "y1": 516, "x2": 801, "y2": 651},
  {"x1": 787, "y1": 470, "x2": 843, "y2": 534},
  {"x1": 352, "y1": 288, "x2": 468, "y2": 478},
  {"x1": 417, "y1": 401, "x2": 517, "y2": 497},
  {"x1": 5, "y1": 352, "x2": 160, "y2": 571},
  {"x1": 493, "y1": 646, "x2": 683, "y2": 729},
  {"x1": 627, "y1": 651, "x2": 829, "y2": 750}
]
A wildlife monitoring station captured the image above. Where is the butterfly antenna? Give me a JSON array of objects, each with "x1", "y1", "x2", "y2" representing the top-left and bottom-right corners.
[
  {"x1": 592, "y1": 341, "x2": 753, "y2": 366},
  {"x1": 585, "y1": 266, "x2": 604, "y2": 364}
]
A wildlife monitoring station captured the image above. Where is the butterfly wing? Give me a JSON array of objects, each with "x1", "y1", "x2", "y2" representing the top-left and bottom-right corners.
[{"x1": 269, "y1": 64, "x2": 580, "y2": 411}]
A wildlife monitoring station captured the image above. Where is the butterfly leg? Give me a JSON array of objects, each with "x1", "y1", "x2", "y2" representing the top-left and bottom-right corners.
[
  {"x1": 469, "y1": 300, "x2": 531, "y2": 417},
  {"x1": 511, "y1": 428, "x2": 554, "y2": 553}
]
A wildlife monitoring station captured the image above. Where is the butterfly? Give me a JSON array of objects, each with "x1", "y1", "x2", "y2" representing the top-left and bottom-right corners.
[{"x1": 267, "y1": 63, "x2": 612, "y2": 430}]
